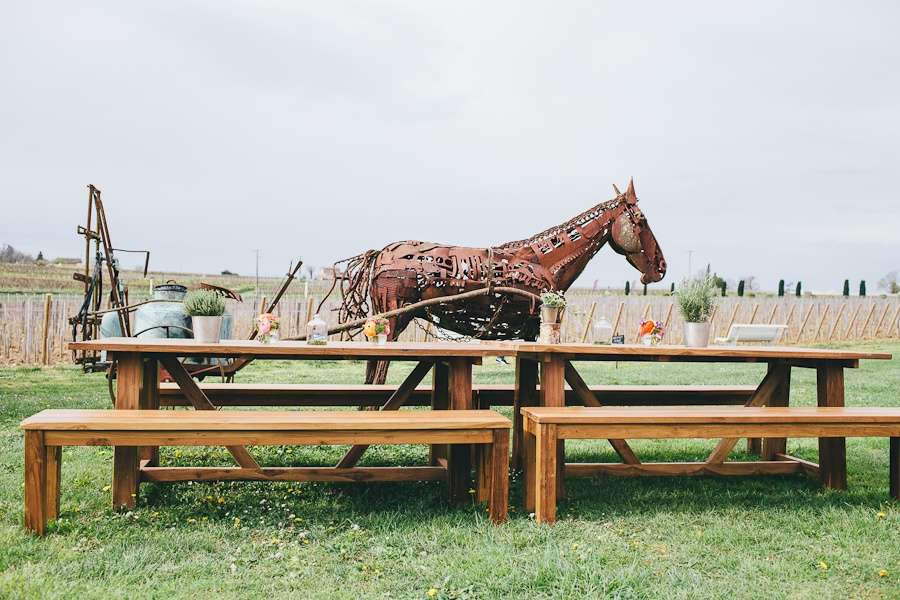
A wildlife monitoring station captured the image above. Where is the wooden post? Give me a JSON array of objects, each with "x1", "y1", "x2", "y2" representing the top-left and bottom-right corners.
[
  {"x1": 579, "y1": 301, "x2": 596, "y2": 343},
  {"x1": 748, "y1": 303, "x2": 759, "y2": 324},
  {"x1": 859, "y1": 303, "x2": 877, "y2": 340},
  {"x1": 305, "y1": 297, "x2": 314, "y2": 327},
  {"x1": 873, "y1": 304, "x2": 891, "y2": 337},
  {"x1": 886, "y1": 304, "x2": 900, "y2": 338},
  {"x1": 827, "y1": 303, "x2": 846, "y2": 341},
  {"x1": 812, "y1": 304, "x2": 830, "y2": 342},
  {"x1": 611, "y1": 301, "x2": 625, "y2": 338},
  {"x1": 724, "y1": 304, "x2": 739, "y2": 339},
  {"x1": 844, "y1": 304, "x2": 862, "y2": 341},
  {"x1": 795, "y1": 304, "x2": 815, "y2": 343},
  {"x1": 767, "y1": 304, "x2": 778, "y2": 324},
  {"x1": 41, "y1": 294, "x2": 52, "y2": 366}
]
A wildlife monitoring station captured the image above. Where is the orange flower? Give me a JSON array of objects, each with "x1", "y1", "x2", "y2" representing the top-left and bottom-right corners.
[{"x1": 639, "y1": 320, "x2": 656, "y2": 336}]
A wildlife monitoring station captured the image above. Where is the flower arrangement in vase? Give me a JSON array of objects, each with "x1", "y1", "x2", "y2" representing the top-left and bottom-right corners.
[
  {"x1": 254, "y1": 312, "x2": 280, "y2": 344},
  {"x1": 363, "y1": 315, "x2": 390, "y2": 345},
  {"x1": 638, "y1": 318, "x2": 666, "y2": 346}
]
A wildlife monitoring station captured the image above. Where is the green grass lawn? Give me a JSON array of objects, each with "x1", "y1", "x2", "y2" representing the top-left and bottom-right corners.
[{"x1": 1, "y1": 342, "x2": 899, "y2": 599}]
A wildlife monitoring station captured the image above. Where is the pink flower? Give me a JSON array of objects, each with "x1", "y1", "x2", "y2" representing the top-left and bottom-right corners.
[{"x1": 258, "y1": 317, "x2": 271, "y2": 335}]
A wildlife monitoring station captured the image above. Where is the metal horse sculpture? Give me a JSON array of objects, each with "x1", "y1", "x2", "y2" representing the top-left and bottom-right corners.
[{"x1": 336, "y1": 179, "x2": 666, "y2": 344}]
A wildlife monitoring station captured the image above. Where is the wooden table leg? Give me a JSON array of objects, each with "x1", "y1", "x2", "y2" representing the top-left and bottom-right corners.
[
  {"x1": 523, "y1": 422, "x2": 537, "y2": 512},
  {"x1": 890, "y1": 437, "x2": 899, "y2": 500},
  {"x1": 113, "y1": 352, "x2": 142, "y2": 508},
  {"x1": 540, "y1": 354, "x2": 566, "y2": 500},
  {"x1": 24, "y1": 430, "x2": 48, "y2": 535},
  {"x1": 512, "y1": 357, "x2": 538, "y2": 471},
  {"x1": 488, "y1": 429, "x2": 510, "y2": 524},
  {"x1": 430, "y1": 363, "x2": 449, "y2": 467},
  {"x1": 139, "y1": 357, "x2": 160, "y2": 466},
  {"x1": 762, "y1": 362, "x2": 791, "y2": 461},
  {"x1": 447, "y1": 357, "x2": 473, "y2": 505},
  {"x1": 817, "y1": 361, "x2": 847, "y2": 490},
  {"x1": 534, "y1": 422, "x2": 558, "y2": 524}
]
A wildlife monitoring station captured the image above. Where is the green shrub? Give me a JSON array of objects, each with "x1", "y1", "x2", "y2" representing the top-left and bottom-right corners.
[
  {"x1": 676, "y1": 275, "x2": 718, "y2": 323},
  {"x1": 181, "y1": 289, "x2": 226, "y2": 316}
]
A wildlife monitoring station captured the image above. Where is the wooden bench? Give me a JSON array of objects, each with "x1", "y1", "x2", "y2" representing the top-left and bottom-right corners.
[
  {"x1": 21, "y1": 409, "x2": 511, "y2": 535},
  {"x1": 715, "y1": 324, "x2": 788, "y2": 345},
  {"x1": 159, "y1": 382, "x2": 757, "y2": 408},
  {"x1": 521, "y1": 406, "x2": 900, "y2": 524}
]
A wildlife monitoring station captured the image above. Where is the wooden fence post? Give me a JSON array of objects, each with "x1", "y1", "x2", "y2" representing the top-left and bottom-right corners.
[
  {"x1": 795, "y1": 304, "x2": 815, "y2": 344},
  {"x1": 873, "y1": 304, "x2": 891, "y2": 337},
  {"x1": 827, "y1": 304, "x2": 846, "y2": 341},
  {"x1": 579, "y1": 301, "x2": 596, "y2": 343},
  {"x1": 611, "y1": 301, "x2": 625, "y2": 338},
  {"x1": 812, "y1": 304, "x2": 830, "y2": 342},
  {"x1": 42, "y1": 294, "x2": 52, "y2": 366},
  {"x1": 859, "y1": 303, "x2": 877, "y2": 340}
]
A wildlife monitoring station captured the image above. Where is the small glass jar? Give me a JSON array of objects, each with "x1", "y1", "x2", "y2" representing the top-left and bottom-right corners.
[
  {"x1": 307, "y1": 314, "x2": 328, "y2": 345},
  {"x1": 594, "y1": 316, "x2": 613, "y2": 345}
]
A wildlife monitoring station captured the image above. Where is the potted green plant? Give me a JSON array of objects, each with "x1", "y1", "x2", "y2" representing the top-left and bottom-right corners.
[
  {"x1": 539, "y1": 290, "x2": 566, "y2": 324},
  {"x1": 676, "y1": 275, "x2": 718, "y2": 347},
  {"x1": 182, "y1": 289, "x2": 226, "y2": 343}
]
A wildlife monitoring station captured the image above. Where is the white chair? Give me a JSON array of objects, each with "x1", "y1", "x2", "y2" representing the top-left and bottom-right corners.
[{"x1": 714, "y1": 324, "x2": 788, "y2": 346}]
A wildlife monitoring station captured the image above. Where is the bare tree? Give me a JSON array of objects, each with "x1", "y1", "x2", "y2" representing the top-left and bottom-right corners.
[{"x1": 878, "y1": 271, "x2": 900, "y2": 294}]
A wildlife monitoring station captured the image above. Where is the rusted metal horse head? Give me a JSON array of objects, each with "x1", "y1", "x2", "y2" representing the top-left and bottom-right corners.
[{"x1": 337, "y1": 180, "x2": 665, "y2": 341}]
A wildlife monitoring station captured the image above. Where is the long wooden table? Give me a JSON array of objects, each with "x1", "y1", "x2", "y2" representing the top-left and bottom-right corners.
[
  {"x1": 68, "y1": 338, "x2": 511, "y2": 509},
  {"x1": 492, "y1": 342, "x2": 892, "y2": 495}
]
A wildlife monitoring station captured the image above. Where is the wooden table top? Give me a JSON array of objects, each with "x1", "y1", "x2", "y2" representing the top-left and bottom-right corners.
[
  {"x1": 69, "y1": 338, "x2": 514, "y2": 359},
  {"x1": 483, "y1": 341, "x2": 892, "y2": 362}
]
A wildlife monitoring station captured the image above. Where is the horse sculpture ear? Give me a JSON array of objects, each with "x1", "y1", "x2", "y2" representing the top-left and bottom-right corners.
[
  {"x1": 612, "y1": 184, "x2": 621, "y2": 196},
  {"x1": 625, "y1": 179, "x2": 637, "y2": 203}
]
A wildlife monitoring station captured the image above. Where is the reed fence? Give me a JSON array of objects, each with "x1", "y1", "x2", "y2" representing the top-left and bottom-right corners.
[{"x1": 2, "y1": 292, "x2": 898, "y2": 366}]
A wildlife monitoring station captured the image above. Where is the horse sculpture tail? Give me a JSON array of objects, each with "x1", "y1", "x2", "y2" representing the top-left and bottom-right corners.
[{"x1": 322, "y1": 249, "x2": 381, "y2": 336}]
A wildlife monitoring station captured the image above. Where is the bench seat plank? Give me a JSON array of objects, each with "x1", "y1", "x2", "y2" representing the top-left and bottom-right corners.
[
  {"x1": 21, "y1": 409, "x2": 511, "y2": 534},
  {"x1": 521, "y1": 406, "x2": 900, "y2": 524}
]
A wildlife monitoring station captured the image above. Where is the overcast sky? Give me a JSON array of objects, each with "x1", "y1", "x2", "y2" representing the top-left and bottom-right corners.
[{"x1": 2, "y1": 1, "x2": 898, "y2": 293}]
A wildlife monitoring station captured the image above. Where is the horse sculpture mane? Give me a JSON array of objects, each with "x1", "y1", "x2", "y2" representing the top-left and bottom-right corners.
[{"x1": 332, "y1": 179, "x2": 666, "y2": 343}]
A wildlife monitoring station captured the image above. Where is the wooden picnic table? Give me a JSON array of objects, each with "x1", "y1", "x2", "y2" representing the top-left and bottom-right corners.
[
  {"x1": 486, "y1": 341, "x2": 892, "y2": 496},
  {"x1": 68, "y1": 338, "x2": 512, "y2": 509}
]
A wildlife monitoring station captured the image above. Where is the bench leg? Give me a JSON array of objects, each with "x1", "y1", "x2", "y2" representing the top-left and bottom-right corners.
[
  {"x1": 817, "y1": 363, "x2": 847, "y2": 490},
  {"x1": 46, "y1": 445, "x2": 61, "y2": 522},
  {"x1": 523, "y1": 425, "x2": 537, "y2": 512},
  {"x1": 762, "y1": 364, "x2": 791, "y2": 461},
  {"x1": 534, "y1": 423, "x2": 558, "y2": 525},
  {"x1": 891, "y1": 437, "x2": 899, "y2": 500},
  {"x1": 447, "y1": 358, "x2": 473, "y2": 505},
  {"x1": 488, "y1": 429, "x2": 509, "y2": 524},
  {"x1": 24, "y1": 431, "x2": 51, "y2": 535},
  {"x1": 113, "y1": 447, "x2": 140, "y2": 508},
  {"x1": 513, "y1": 358, "x2": 539, "y2": 472}
]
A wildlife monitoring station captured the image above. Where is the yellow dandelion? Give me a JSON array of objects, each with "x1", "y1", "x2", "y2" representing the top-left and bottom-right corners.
[
  {"x1": 102, "y1": 485, "x2": 110, "y2": 492},
  {"x1": 877, "y1": 512, "x2": 885, "y2": 518},
  {"x1": 174, "y1": 451, "x2": 181, "y2": 458},
  {"x1": 819, "y1": 562, "x2": 828, "y2": 570},
  {"x1": 879, "y1": 570, "x2": 888, "y2": 577},
  {"x1": 572, "y1": 543, "x2": 579, "y2": 550},
  {"x1": 218, "y1": 498, "x2": 225, "y2": 504},
  {"x1": 131, "y1": 493, "x2": 136, "y2": 498},
  {"x1": 469, "y1": 489, "x2": 476, "y2": 494},
  {"x1": 428, "y1": 589, "x2": 437, "y2": 597}
]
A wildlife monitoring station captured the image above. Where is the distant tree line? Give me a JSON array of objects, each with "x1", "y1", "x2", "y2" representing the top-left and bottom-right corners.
[{"x1": 0, "y1": 244, "x2": 35, "y2": 264}]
